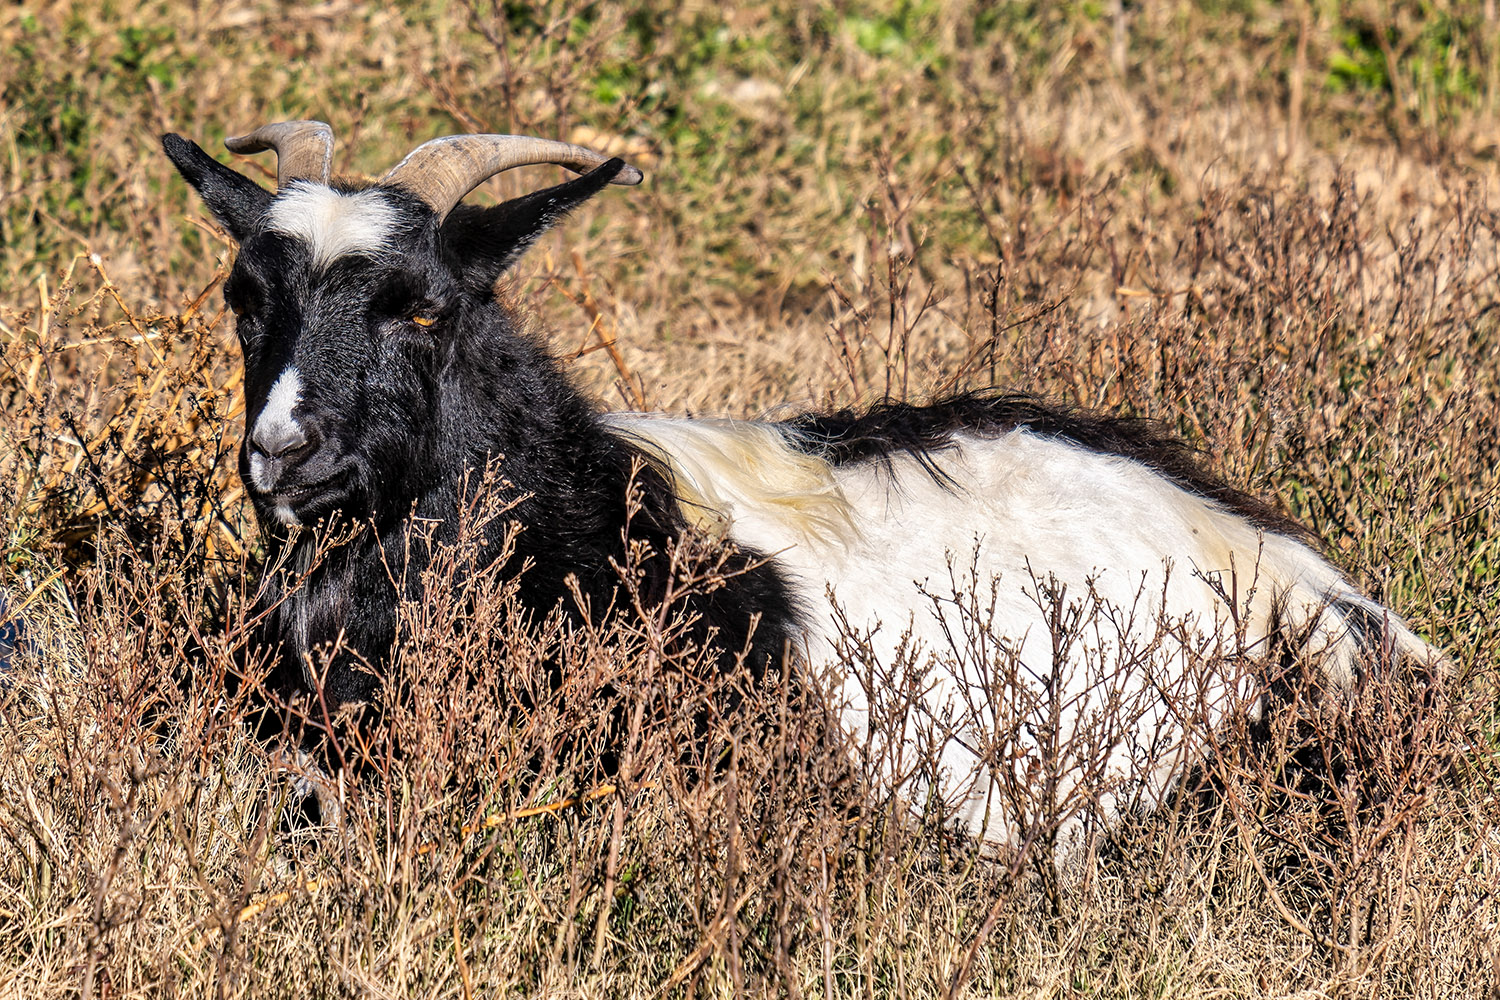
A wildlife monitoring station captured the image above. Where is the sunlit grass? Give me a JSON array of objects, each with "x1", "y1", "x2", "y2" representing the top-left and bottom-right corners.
[{"x1": 2, "y1": 1, "x2": 1498, "y2": 996}]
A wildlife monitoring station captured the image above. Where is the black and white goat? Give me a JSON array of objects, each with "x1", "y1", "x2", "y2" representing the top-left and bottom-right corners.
[{"x1": 164, "y1": 121, "x2": 1440, "y2": 847}]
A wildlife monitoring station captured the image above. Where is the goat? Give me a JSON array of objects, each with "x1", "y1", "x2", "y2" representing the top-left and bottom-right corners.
[{"x1": 164, "y1": 120, "x2": 1442, "y2": 848}]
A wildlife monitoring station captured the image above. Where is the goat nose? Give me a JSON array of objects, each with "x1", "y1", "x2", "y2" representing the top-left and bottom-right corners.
[
  {"x1": 252, "y1": 420, "x2": 309, "y2": 459},
  {"x1": 251, "y1": 367, "x2": 311, "y2": 460},
  {"x1": 246, "y1": 420, "x2": 320, "y2": 494}
]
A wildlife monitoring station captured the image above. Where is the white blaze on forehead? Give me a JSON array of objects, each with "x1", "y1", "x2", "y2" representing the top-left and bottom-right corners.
[
  {"x1": 265, "y1": 183, "x2": 402, "y2": 268},
  {"x1": 251, "y1": 367, "x2": 305, "y2": 457}
]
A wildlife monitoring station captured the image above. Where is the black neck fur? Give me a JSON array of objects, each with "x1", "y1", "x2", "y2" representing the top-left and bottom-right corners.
[{"x1": 257, "y1": 299, "x2": 798, "y2": 722}]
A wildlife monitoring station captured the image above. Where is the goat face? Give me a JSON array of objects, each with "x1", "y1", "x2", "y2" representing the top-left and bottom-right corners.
[
  {"x1": 162, "y1": 132, "x2": 632, "y2": 532},
  {"x1": 222, "y1": 189, "x2": 455, "y2": 529}
]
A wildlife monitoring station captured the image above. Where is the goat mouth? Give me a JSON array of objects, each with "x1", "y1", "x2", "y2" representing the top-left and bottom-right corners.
[{"x1": 262, "y1": 473, "x2": 354, "y2": 526}]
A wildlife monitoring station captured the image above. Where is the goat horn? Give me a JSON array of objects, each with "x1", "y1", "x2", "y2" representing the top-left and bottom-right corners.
[
  {"x1": 379, "y1": 134, "x2": 643, "y2": 220},
  {"x1": 225, "y1": 120, "x2": 335, "y2": 188}
]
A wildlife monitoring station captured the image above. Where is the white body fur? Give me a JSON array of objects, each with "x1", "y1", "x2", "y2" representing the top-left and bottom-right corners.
[{"x1": 605, "y1": 413, "x2": 1437, "y2": 848}]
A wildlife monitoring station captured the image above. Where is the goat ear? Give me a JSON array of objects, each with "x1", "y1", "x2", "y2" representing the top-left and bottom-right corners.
[
  {"x1": 440, "y1": 158, "x2": 629, "y2": 291},
  {"x1": 162, "y1": 134, "x2": 273, "y2": 241}
]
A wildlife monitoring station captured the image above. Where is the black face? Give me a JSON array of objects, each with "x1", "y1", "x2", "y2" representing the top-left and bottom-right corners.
[
  {"x1": 161, "y1": 133, "x2": 628, "y2": 535},
  {"x1": 223, "y1": 199, "x2": 457, "y2": 530}
]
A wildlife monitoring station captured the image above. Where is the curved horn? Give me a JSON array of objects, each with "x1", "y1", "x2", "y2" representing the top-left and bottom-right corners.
[
  {"x1": 225, "y1": 120, "x2": 335, "y2": 188},
  {"x1": 379, "y1": 134, "x2": 643, "y2": 220}
]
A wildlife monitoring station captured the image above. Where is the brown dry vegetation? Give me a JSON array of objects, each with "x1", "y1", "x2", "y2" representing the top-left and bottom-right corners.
[{"x1": 2, "y1": 0, "x2": 1499, "y2": 996}]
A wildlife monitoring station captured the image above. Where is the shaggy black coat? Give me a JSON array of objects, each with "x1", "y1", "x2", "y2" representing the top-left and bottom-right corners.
[
  {"x1": 163, "y1": 135, "x2": 798, "y2": 733},
  {"x1": 163, "y1": 131, "x2": 1309, "y2": 748}
]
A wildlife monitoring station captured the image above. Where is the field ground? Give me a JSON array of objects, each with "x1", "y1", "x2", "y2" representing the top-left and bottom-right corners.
[{"x1": 2, "y1": 1, "x2": 1499, "y2": 996}]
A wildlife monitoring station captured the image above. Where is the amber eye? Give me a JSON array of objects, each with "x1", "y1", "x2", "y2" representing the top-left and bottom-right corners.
[{"x1": 411, "y1": 315, "x2": 436, "y2": 328}]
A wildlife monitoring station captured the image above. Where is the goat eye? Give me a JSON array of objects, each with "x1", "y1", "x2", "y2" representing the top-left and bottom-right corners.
[{"x1": 411, "y1": 315, "x2": 436, "y2": 328}]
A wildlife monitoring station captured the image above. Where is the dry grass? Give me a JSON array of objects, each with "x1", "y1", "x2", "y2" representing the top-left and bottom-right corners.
[{"x1": 2, "y1": 0, "x2": 1500, "y2": 996}]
